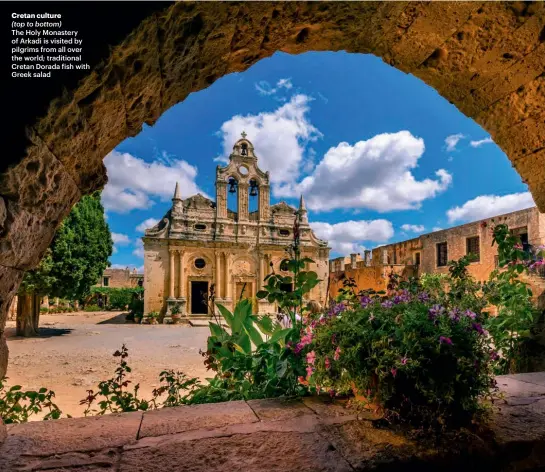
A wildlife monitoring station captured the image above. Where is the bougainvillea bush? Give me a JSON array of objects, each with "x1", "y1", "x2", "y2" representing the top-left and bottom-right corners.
[{"x1": 303, "y1": 270, "x2": 498, "y2": 429}]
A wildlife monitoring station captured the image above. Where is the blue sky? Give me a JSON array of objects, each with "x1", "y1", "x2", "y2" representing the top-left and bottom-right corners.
[{"x1": 103, "y1": 51, "x2": 534, "y2": 271}]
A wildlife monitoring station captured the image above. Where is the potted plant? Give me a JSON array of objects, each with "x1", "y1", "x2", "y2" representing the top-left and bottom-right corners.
[
  {"x1": 146, "y1": 311, "x2": 159, "y2": 325},
  {"x1": 134, "y1": 312, "x2": 143, "y2": 324},
  {"x1": 170, "y1": 305, "x2": 181, "y2": 324}
]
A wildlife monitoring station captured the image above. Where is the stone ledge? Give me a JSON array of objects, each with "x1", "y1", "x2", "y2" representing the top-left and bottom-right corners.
[{"x1": 2, "y1": 374, "x2": 545, "y2": 471}]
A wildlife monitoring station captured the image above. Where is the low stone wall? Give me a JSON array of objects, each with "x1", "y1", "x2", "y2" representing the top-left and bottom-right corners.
[{"x1": 2, "y1": 373, "x2": 545, "y2": 470}]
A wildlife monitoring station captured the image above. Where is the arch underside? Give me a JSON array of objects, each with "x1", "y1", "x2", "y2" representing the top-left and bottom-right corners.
[{"x1": 1, "y1": 1, "x2": 545, "y2": 378}]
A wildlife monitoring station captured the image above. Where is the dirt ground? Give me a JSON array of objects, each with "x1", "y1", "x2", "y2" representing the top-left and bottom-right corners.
[{"x1": 4, "y1": 312, "x2": 211, "y2": 419}]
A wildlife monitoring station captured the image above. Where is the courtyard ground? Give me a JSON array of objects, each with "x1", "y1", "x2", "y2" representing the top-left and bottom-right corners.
[{"x1": 4, "y1": 312, "x2": 210, "y2": 419}]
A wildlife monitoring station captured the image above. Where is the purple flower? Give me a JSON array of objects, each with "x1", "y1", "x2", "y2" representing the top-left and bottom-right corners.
[
  {"x1": 464, "y1": 310, "x2": 477, "y2": 320},
  {"x1": 490, "y1": 351, "x2": 499, "y2": 361},
  {"x1": 328, "y1": 302, "x2": 346, "y2": 317},
  {"x1": 392, "y1": 295, "x2": 403, "y2": 305},
  {"x1": 329, "y1": 389, "x2": 336, "y2": 398},
  {"x1": 472, "y1": 323, "x2": 485, "y2": 335},
  {"x1": 381, "y1": 300, "x2": 394, "y2": 309},
  {"x1": 417, "y1": 292, "x2": 430, "y2": 302},
  {"x1": 429, "y1": 304, "x2": 444, "y2": 319},
  {"x1": 439, "y1": 336, "x2": 453, "y2": 345},
  {"x1": 360, "y1": 296, "x2": 372, "y2": 308},
  {"x1": 448, "y1": 308, "x2": 460, "y2": 322}
]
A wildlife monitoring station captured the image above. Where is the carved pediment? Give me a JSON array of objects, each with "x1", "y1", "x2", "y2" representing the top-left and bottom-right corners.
[
  {"x1": 232, "y1": 258, "x2": 255, "y2": 277},
  {"x1": 184, "y1": 193, "x2": 215, "y2": 210},
  {"x1": 145, "y1": 211, "x2": 170, "y2": 238},
  {"x1": 271, "y1": 201, "x2": 297, "y2": 215}
]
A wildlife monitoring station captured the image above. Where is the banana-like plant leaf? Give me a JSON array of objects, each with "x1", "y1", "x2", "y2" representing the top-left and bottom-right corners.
[
  {"x1": 216, "y1": 304, "x2": 234, "y2": 329},
  {"x1": 232, "y1": 299, "x2": 252, "y2": 334},
  {"x1": 269, "y1": 328, "x2": 293, "y2": 345},
  {"x1": 209, "y1": 321, "x2": 229, "y2": 339},
  {"x1": 243, "y1": 318, "x2": 264, "y2": 347},
  {"x1": 234, "y1": 332, "x2": 251, "y2": 354}
]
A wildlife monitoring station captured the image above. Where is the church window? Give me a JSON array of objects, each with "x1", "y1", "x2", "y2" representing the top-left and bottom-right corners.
[
  {"x1": 194, "y1": 224, "x2": 206, "y2": 231},
  {"x1": 279, "y1": 229, "x2": 290, "y2": 236},
  {"x1": 238, "y1": 165, "x2": 248, "y2": 175},
  {"x1": 194, "y1": 258, "x2": 206, "y2": 269}
]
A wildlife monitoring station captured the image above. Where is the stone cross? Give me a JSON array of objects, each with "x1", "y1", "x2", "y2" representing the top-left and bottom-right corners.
[{"x1": 241, "y1": 131, "x2": 247, "y2": 139}]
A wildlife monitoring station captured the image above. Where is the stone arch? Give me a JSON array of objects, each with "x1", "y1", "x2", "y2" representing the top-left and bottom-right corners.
[{"x1": 1, "y1": 2, "x2": 545, "y2": 380}]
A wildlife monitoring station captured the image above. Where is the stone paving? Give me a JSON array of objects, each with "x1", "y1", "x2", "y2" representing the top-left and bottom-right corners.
[{"x1": 1, "y1": 373, "x2": 545, "y2": 471}]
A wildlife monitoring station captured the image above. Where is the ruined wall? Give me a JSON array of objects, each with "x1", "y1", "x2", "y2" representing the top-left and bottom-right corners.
[
  {"x1": 96, "y1": 268, "x2": 143, "y2": 289},
  {"x1": 1, "y1": 0, "x2": 545, "y2": 390}
]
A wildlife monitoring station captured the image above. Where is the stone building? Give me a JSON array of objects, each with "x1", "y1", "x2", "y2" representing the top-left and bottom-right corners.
[
  {"x1": 96, "y1": 267, "x2": 144, "y2": 289},
  {"x1": 142, "y1": 134, "x2": 330, "y2": 320},
  {"x1": 329, "y1": 207, "x2": 545, "y2": 307}
]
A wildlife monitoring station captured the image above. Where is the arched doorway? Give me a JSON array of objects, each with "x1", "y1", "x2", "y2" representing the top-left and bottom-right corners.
[{"x1": 1, "y1": 1, "x2": 545, "y2": 381}]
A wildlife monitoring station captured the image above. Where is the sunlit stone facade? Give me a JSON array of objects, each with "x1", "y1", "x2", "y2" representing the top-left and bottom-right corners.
[{"x1": 142, "y1": 134, "x2": 330, "y2": 320}]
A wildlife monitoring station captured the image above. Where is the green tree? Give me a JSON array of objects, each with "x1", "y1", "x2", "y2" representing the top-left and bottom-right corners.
[{"x1": 17, "y1": 192, "x2": 113, "y2": 336}]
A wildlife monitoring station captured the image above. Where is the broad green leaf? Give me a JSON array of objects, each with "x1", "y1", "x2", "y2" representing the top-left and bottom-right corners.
[
  {"x1": 276, "y1": 359, "x2": 288, "y2": 378},
  {"x1": 216, "y1": 304, "x2": 234, "y2": 328},
  {"x1": 243, "y1": 319, "x2": 264, "y2": 347},
  {"x1": 269, "y1": 328, "x2": 293, "y2": 345},
  {"x1": 235, "y1": 332, "x2": 251, "y2": 354},
  {"x1": 209, "y1": 322, "x2": 228, "y2": 339}
]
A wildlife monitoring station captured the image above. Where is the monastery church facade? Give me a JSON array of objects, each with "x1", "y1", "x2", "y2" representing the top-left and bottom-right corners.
[{"x1": 142, "y1": 134, "x2": 330, "y2": 319}]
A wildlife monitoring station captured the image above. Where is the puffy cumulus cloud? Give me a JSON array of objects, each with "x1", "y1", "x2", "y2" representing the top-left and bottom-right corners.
[
  {"x1": 102, "y1": 151, "x2": 206, "y2": 214},
  {"x1": 310, "y1": 219, "x2": 393, "y2": 256},
  {"x1": 470, "y1": 137, "x2": 494, "y2": 148},
  {"x1": 447, "y1": 192, "x2": 536, "y2": 224},
  {"x1": 111, "y1": 233, "x2": 130, "y2": 245},
  {"x1": 136, "y1": 218, "x2": 159, "y2": 233},
  {"x1": 132, "y1": 239, "x2": 144, "y2": 258},
  {"x1": 255, "y1": 78, "x2": 293, "y2": 96},
  {"x1": 444, "y1": 133, "x2": 465, "y2": 152},
  {"x1": 401, "y1": 224, "x2": 425, "y2": 233},
  {"x1": 215, "y1": 94, "x2": 322, "y2": 185},
  {"x1": 277, "y1": 131, "x2": 452, "y2": 212}
]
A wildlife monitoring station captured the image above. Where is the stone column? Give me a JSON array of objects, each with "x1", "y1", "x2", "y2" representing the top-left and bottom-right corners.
[
  {"x1": 225, "y1": 253, "x2": 232, "y2": 299},
  {"x1": 238, "y1": 183, "x2": 249, "y2": 221},
  {"x1": 259, "y1": 185, "x2": 270, "y2": 221},
  {"x1": 259, "y1": 254, "x2": 266, "y2": 289},
  {"x1": 169, "y1": 248, "x2": 175, "y2": 299},
  {"x1": 215, "y1": 251, "x2": 222, "y2": 298},
  {"x1": 178, "y1": 249, "x2": 184, "y2": 298},
  {"x1": 216, "y1": 180, "x2": 227, "y2": 219}
]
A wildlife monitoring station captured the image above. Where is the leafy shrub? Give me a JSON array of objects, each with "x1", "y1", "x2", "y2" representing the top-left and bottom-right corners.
[
  {"x1": 306, "y1": 274, "x2": 497, "y2": 429},
  {"x1": 483, "y1": 224, "x2": 544, "y2": 374},
  {"x1": 84, "y1": 304, "x2": 101, "y2": 312},
  {"x1": 40, "y1": 307, "x2": 49, "y2": 313},
  {"x1": 1, "y1": 378, "x2": 62, "y2": 423},
  {"x1": 91, "y1": 287, "x2": 144, "y2": 311},
  {"x1": 129, "y1": 297, "x2": 144, "y2": 316}
]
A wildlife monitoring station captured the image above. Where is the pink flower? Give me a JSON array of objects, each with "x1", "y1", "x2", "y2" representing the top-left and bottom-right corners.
[
  {"x1": 306, "y1": 366, "x2": 314, "y2": 378},
  {"x1": 391, "y1": 368, "x2": 397, "y2": 378},
  {"x1": 325, "y1": 357, "x2": 331, "y2": 370},
  {"x1": 334, "y1": 346, "x2": 341, "y2": 361},
  {"x1": 439, "y1": 336, "x2": 453, "y2": 345},
  {"x1": 329, "y1": 389, "x2": 336, "y2": 398},
  {"x1": 400, "y1": 356, "x2": 408, "y2": 365},
  {"x1": 306, "y1": 351, "x2": 316, "y2": 365}
]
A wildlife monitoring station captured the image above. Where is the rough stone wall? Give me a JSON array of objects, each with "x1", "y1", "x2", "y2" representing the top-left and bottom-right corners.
[
  {"x1": 1, "y1": 0, "x2": 545, "y2": 384},
  {"x1": 96, "y1": 268, "x2": 143, "y2": 289},
  {"x1": 329, "y1": 265, "x2": 417, "y2": 299},
  {"x1": 143, "y1": 240, "x2": 169, "y2": 315}
]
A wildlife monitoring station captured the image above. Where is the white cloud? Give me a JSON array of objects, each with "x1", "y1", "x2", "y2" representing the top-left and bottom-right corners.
[
  {"x1": 102, "y1": 150, "x2": 205, "y2": 213},
  {"x1": 277, "y1": 131, "x2": 452, "y2": 212},
  {"x1": 447, "y1": 192, "x2": 536, "y2": 224},
  {"x1": 445, "y1": 133, "x2": 465, "y2": 151},
  {"x1": 109, "y1": 263, "x2": 144, "y2": 273},
  {"x1": 469, "y1": 137, "x2": 494, "y2": 148},
  {"x1": 133, "y1": 239, "x2": 144, "y2": 259},
  {"x1": 216, "y1": 94, "x2": 322, "y2": 185},
  {"x1": 111, "y1": 233, "x2": 130, "y2": 245},
  {"x1": 255, "y1": 78, "x2": 293, "y2": 96},
  {"x1": 136, "y1": 218, "x2": 159, "y2": 233},
  {"x1": 432, "y1": 226, "x2": 443, "y2": 232},
  {"x1": 311, "y1": 220, "x2": 393, "y2": 256},
  {"x1": 401, "y1": 224, "x2": 425, "y2": 233},
  {"x1": 444, "y1": 133, "x2": 465, "y2": 152}
]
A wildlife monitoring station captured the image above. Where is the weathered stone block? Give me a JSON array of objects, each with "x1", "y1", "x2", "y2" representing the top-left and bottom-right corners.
[
  {"x1": 121, "y1": 431, "x2": 353, "y2": 472},
  {"x1": 246, "y1": 398, "x2": 314, "y2": 422},
  {"x1": 138, "y1": 400, "x2": 258, "y2": 438},
  {"x1": 6, "y1": 412, "x2": 142, "y2": 456}
]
